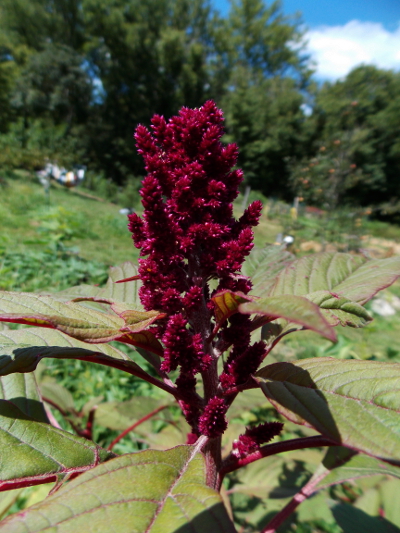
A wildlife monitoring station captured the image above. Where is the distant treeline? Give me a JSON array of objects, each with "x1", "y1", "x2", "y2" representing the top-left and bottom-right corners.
[{"x1": 1, "y1": 0, "x2": 400, "y2": 215}]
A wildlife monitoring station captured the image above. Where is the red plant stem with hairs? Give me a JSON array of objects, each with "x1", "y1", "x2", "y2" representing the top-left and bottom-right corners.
[
  {"x1": 261, "y1": 466, "x2": 333, "y2": 533},
  {"x1": 220, "y1": 436, "x2": 337, "y2": 482}
]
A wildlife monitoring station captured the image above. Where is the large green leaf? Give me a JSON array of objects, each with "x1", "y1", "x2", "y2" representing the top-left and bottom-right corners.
[
  {"x1": 0, "y1": 372, "x2": 112, "y2": 492},
  {"x1": 332, "y1": 503, "x2": 400, "y2": 533},
  {"x1": 0, "y1": 401, "x2": 112, "y2": 491},
  {"x1": 0, "y1": 372, "x2": 48, "y2": 423},
  {"x1": 0, "y1": 329, "x2": 170, "y2": 396},
  {"x1": 239, "y1": 295, "x2": 336, "y2": 341},
  {"x1": 314, "y1": 447, "x2": 400, "y2": 492},
  {"x1": 0, "y1": 328, "x2": 129, "y2": 360},
  {"x1": 242, "y1": 245, "x2": 294, "y2": 296},
  {"x1": 0, "y1": 291, "x2": 162, "y2": 344},
  {"x1": 265, "y1": 253, "x2": 400, "y2": 327},
  {"x1": 0, "y1": 446, "x2": 236, "y2": 533},
  {"x1": 256, "y1": 358, "x2": 400, "y2": 463},
  {"x1": 0, "y1": 328, "x2": 150, "y2": 378}
]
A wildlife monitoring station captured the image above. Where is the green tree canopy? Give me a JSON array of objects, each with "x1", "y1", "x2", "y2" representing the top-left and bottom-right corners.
[
  {"x1": 291, "y1": 66, "x2": 400, "y2": 212},
  {"x1": 219, "y1": 0, "x2": 311, "y2": 198}
]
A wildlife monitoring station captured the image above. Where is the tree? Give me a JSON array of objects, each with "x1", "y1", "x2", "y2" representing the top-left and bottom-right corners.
[
  {"x1": 217, "y1": 0, "x2": 312, "y2": 197},
  {"x1": 223, "y1": 74, "x2": 307, "y2": 198},
  {"x1": 82, "y1": 0, "x2": 218, "y2": 181},
  {"x1": 301, "y1": 66, "x2": 400, "y2": 211},
  {"x1": 0, "y1": 0, "x2": 85, "y2": 52}
]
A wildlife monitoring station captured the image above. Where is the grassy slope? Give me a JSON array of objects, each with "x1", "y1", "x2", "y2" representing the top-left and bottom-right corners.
[{"x1": 1, "y1": 173, "x2": 135, "y2": 266}]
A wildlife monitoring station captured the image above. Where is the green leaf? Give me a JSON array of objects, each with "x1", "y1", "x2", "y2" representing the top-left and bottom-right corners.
[
  {"x1": 380, "y1": 479, "x2": 400, "y2": 528},
  {"x1": 0, "y1": 328, "x2": 159, "y2": 384},
  {"x1": 0, "y1": 292, "x2": 164, "y2": 357},
  {"x1": 0, "y1": 446, "x2": 236, "y2": 533},
  {"x1": 0, "y1": 291, "x2": 163, "y2": 344},
  {"x1": 265, "y1": 252, "x2": 400, "y2": 327},
  {"x1": 315, "y1": 447, "x2": 400, "y2": 492},
  {"x1": 56, "y1": 262, "x2": 141, "y2": 306},
  {"x1": 0, "y1": 326, "x2": 131, "y2": 361},
  {"x1": 256, "y1": 358, "x2": 400, "y2": 463},
  {"x1": 0, "y1": 399, "x2": 112, "y2": 491},
  {"x1": 242, "y1": 245, "x2": 294, "y2": 297},
  {"x1": 307, "y1": 290, "x2": 372, "y2": 327},
  {"x1": 39, "y1": 377, "x2": 75, "y2": 415},
  {"x1": 0, "y1": 489, "x2": 25, "y2": 520},
  {"x1": 332, "y1": 503, "x2": 400, "y2": 533},
  {"x1": 239, "y1": 295, "x2": 336, "y2": 341},
  {"x1": 0, "y1": 372, "x2": 48, "y2": 423}
]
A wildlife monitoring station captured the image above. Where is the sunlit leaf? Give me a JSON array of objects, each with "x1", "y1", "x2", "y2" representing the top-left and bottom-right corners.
[
  {"x1": 239, "y1": 295, "x2": 336, "y2": 341},
  {"x1": 269, "y1": 252, "x2": 400, "y2": 303},
  {"x1": 307, "y1": 290, "x2": 372, "y2": 327},
  {"x1": 0, "y1": 292, "x2": 163, "y2": 352},
  {"x1": 0, "y1": 328, "x2": 157, "y2": 383},
  {"x1": 56, "y1": 262, "x2": 141, "y2": 305},
  {"x1": 242, "y1": 245, "x2": 294, "y2": 297},
  {"x1": 315, "y1": 447, "x2": 400, "y2": 492},
  {"x1": 0, "y1": 446, "x2": 236, "y2": 532},
  {"x1": 380, "y1": 478, "x2": 400, "y2": 528},
  {"x1": 212, "y1": 290, "x2": 253, "y2": 326},
  {"x1": 256, "y1": 358, "x2": 400, "y2": 462},
  {"x1": 0, "y1": 374, "x2": 111, "y2": 492}
]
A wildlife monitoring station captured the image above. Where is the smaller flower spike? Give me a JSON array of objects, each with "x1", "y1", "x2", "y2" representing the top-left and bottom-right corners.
[
  {"x1": 232, "y1": 422, "x2": 284, "y2": 458},
  {"x1": 198, "y1": 397, "x2": 228, "y2": 438}
]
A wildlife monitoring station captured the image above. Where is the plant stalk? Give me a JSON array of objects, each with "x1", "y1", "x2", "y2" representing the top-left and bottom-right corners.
[
  {"x1": 220, "y1": 435, "x2": 336, "y2": 481},
  {"x1": 261, "y1": 467, "x2": 331, "y2": 533},
  {"x1": 108, "y1": 405, "x2": 169, "y2": 451}
]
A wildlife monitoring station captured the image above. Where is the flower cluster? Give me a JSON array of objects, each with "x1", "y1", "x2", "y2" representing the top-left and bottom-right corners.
[
  {"x1": 129, "y1": 101, "x2": 264, "y2": 437},
  {"x1": 129, "y1": 101, "x2": 261, "y2": 313},
  {"x1": 232, "y1": 423, "x2": 284, "y2": 458}
]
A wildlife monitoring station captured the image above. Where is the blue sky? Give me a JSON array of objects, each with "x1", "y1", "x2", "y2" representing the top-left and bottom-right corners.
[{"x1": 212, "y1": 0, "x2": 400, "y2": 80}]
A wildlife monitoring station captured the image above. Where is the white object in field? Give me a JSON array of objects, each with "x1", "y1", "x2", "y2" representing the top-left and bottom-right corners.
[
  {"x1": 283, "y1": 235, "x2": 294, "y2": 245},
  {"x1": 370, "y1": 298, "x2": 396, "y2": 317},
  {"x1": 36, "y1": 163, "x2": 86, "y2": 188},
  {"x1": 119, "y1": 208, "x2": 135, "y2": 215},
  {"x1": 274, "y1": 234, "x2": 294, "y2": 246}
]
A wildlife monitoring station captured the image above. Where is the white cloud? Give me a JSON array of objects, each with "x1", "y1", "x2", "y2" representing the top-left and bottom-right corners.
[{"x1": 306, "y1": 20, "x2": 400, "y2": 80}]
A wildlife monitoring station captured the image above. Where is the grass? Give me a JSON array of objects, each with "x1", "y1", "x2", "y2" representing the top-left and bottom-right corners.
[{"x1": 1, "y1": 170, "x2": 135, "y2": 266}]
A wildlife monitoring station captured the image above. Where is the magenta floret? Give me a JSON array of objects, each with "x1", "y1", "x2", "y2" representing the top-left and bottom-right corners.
[{"x1": 232, "y1": 422, "x2": 284, "y2": 458}]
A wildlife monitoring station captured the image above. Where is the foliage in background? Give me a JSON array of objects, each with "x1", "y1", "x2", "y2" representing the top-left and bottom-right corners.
[
  {"x1": 290, "y1": 66, "x2": 400, "y2": 213},
  {"x1": 1, "y1": 1, "x2": 400, "y2": 217}
]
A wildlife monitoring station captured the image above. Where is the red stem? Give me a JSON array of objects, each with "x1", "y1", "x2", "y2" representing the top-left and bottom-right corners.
[
  {"x1": 261, "y1": 466, "x2": 332, "y2": 532},
  {"x1": 220, "y1": 436, "x2": 336, "y2": 481},
  {"x1": 71, "y1": 355, "x2": 180, "y2": 398},
  {"x1": 42, "y1": 396, "x2": 84, "y2": 436},
  {"x1": 80, "y1": 408, "x2": 96, "y2": 440},
  {"x1": 107, "y1": 405, "x2": 169, "y2": 451}
]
